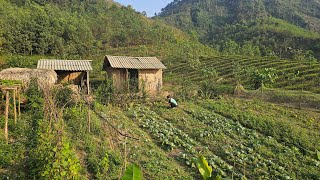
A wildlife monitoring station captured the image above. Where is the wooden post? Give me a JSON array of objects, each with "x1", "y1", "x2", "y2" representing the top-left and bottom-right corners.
[
  {"x1": 299, "y1": 89, "x2": 303, "y2": 110},
  {"x1": 260, "y1": 83, "x2": 264, "y2": 99},
  {"x1": 13, "y1": 89, "x2": 17, "y2": 124},
  {"x1": 124, "y1": 136, "x2": 127, "y2": 171},
  {"x1": 87, "y1": 71, "x2": 90, "y2": 95},
  {"x1": 4, "y1": 90, "x2": 9, "y2": 144},
  {"x1": 126, "y1": 69, "x2": 129, "y2": 92},
  {"x1": 88, "y1": 102, "x2": 91, "y2": 133},
  {"x1": 18, "y1": 87, "x2": 21, "y2": 117}
]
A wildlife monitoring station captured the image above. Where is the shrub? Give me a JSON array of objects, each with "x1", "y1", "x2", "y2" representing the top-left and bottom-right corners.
[
  {"x1": 95, "y1": 79, "x2": 115, "y2": 105},
  {"x1": 199, "y1": 82, "x2": 233, "y2": 98},
  {"x1": 25, "y1": 79, "x2": 44, "y2": 115},
  {"x1": 55, "y1": 86, "x2": 76, "y2": 108},
  {"x1": 87, "y1": 152, "x2": 110, "y2": 179},
  {"x1": 248, "y1": 68, "x2": 278, "y2": 89}
]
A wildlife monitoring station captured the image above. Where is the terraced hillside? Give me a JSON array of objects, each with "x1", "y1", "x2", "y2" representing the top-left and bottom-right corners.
[{"x1": 165, "y1": 56, "x2": 320, "y2": 93}]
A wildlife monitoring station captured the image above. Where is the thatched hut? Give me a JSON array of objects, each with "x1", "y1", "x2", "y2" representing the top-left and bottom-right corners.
[
  {"x1": 0, "y1": 68, "x2": 57, "y2": 88},
  {"x1": 103, "y1": 55, "x2": 166, "y2": 95}
]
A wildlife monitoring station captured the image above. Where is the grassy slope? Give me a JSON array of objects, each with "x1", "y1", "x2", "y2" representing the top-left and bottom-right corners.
[
  {"x1": 1, "y1": 87, "x2": 319, "y2": 179},
  {"x1": 124, "y1": 97, "x2": 320, "y2": 179},
  {"x1": 1, "y1": 0, "x2": 319, "y2": 179},
  {"x1": 0, "y1": 102, "x2": 194, "y2": 179},
  {"x1": 63, "y1": 103, "x2": 194, "y2": 179},
  {"x1": 165, "y1": 55, "x2": 320, "y2": 93},
  {"x1": 263, "y1": 17, "x2": 320, "y2": 39},
  {"x1": 98, "y1": 104, "x2": 194, "y2": 179},
  {"x1": 0, "y1": 115, "x2": 28, "y2": 179}
]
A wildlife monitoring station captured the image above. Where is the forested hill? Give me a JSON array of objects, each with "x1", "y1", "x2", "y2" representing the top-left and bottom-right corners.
[
  {"x1": 158, "y1": 0, "x2": 320, "y2": 60},
  {"x1": 0, "y1": 0, "x2": 214, "y2": 59}
]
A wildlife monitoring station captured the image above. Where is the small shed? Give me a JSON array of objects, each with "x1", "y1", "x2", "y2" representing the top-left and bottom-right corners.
[
  {"x1": 37, "y1": 59, "x2": 93, "y2": 93},
  {"x1": 103, "y1": 55, "x2": 166, "y2": 95}
]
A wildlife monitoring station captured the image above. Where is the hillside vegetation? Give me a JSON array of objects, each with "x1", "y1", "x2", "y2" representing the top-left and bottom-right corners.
[
  {"x1": 158, "y1": 0, "x2": 320, "y2": 60},
  {"x1": 0, "y1": 0, "x2": 215, "y2": 60},
  {"x1": 0, "y1": 0, "x2": 320, "y2": 179},
  {"x1": 166, "y1": 55, "x2": 320, "y2": 93},
  {"x1": 1, "y1": 82, "x2": 319, "y2": 179}
]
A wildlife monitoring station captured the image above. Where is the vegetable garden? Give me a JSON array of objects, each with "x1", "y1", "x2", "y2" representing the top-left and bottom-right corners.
[
  {"x1": 125, "y1": 98, "x2": 320, "y2": 179},
  {"x1": 1, "y1": 83, "x2": 320, "y2": 179}
]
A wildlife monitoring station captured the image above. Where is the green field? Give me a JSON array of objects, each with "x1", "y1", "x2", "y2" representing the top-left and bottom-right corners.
[
  {"x1": 1, "y1": 0, "x2": 320, "y2": 178},
  {"x1": 126, "y1": 98, "x2": 320, "y2": 179},
  {"x1": 1, "y1": 52, "x2": 320, "y2": 179},
  {"x1": 1, "y1": 93, "x2": 319, "y2": 179},
  {"x1": 166, "y1": 56, "x2": 320, "y2": 93}
]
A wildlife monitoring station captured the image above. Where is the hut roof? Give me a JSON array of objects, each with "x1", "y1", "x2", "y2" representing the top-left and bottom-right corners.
[
  {"x1": 104, "y1": 55, "x2": 166, "y2": 69},
  {"x1": 37, "y1": 59, "x2": 93, "y2": 71},
  {"x1": 0, "y1": 68, "x2": 57, "y2": 87}
]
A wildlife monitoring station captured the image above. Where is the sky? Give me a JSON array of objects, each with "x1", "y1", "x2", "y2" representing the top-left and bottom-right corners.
[{"x1": 113, "y1": 0, "x2": 173, "y2": 17}]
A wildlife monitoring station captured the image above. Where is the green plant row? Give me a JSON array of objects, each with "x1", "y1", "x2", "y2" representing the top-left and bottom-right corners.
[
  {"x1": 126, "y1": 105, "x2": 236, "y2": 178},
  {"x1": 198, "y1": 98, "x2": 320, "y2": 153},
  {"x1": 181, "y1": 103, "x2": 319, "y2": 179},
  {"x1": 95, "y1": 103, "x2": 194, "y2": 179},
  {"x1": 166, "y1": 55, "x2": 320, "y2": 93},
  {"x1": 151, "y1": 102, "x2": 319, "y2": 179}
]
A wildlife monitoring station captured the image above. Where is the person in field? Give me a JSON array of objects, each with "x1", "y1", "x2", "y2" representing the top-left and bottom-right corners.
[{"x1": 167, "y1": 95, "x2": 178, "y2": 108}]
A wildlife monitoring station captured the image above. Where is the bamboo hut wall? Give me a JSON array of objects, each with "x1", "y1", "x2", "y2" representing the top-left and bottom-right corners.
[
  {"x1": 139, "y1": 69, "x2": 162, "y2": 94},
  {"x1": 106, "y1": 68, "x2": 127, "y2": 90},
  {"x1": 106, "y1": 68, "x2": 163, "y2": 95},
  {"x1": 56, "y1": 71, "x2": 85, "y2": 85}
]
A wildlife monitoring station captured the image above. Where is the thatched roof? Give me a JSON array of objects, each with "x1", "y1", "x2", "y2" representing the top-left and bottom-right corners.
[{"x1": 0, "y1": 68, "x2": 57, "y2": 88}]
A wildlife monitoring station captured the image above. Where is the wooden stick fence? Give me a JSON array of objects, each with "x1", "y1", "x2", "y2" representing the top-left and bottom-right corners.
[{"x1": 1, "y1": 85, "x2": 21, "y2": 143}]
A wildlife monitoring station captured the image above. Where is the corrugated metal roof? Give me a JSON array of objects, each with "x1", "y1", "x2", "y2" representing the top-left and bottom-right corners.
[
  {"x1": 37, "y1": 59, "x2": 93, "y2": 71},
  {"x1": 105, "y1": 55, "x2": 166, "y2": 69}
]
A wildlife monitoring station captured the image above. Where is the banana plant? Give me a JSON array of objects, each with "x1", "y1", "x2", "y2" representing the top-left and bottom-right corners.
[
  {"x1": 122, "y1": 164, "x2": 142, "y2": 180},
  {"x1": 196, "y1": 155, "x2": 222, "y2": 180}
]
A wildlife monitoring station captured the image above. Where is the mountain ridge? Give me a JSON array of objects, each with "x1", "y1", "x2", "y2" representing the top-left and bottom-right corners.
[
  {"x1": 158, "y1": 0, "x2": 320, "y2": 60},
  {"x1": 0, "y1": 0, "x2": 216, "y2": 59}
]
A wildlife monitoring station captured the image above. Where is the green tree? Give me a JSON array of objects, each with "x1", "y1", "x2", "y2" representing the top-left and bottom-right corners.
[
  {"x1": 249, "y1": 68, "x2": 278, "y2": 89},
  {"x1": 240, "y1": 41, "x2": 260, "y2": 56},
  {"x1": 221, "y1": 40, "x2": 240, "y2": 55},
  {"x1": 292, "y1": 49, "x2": 317, "y2": 62},
  {"x1": 232, "y1": 60, "x2": 244, "y2": 84}
]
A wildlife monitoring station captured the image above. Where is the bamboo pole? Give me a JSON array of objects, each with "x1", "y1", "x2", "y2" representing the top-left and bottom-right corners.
[
  {"x1": 87, "y1": 71, "x2": 90, "y2": 95},
  {"x1": 124, "y1": 136, "x2": 127, "y2": 171},
  {"x1": 126, "y1": 69, "x2": 129, "y2": 92},
  {"x1": 299, "y1": 89, "x2": 303, "y2": 110},
  {"x1": 13, "y1": 89, "x2": 17, "y2": 124},
  {"x1": 4, "y1": 90, "x2": 9, "y2": 144},
  {"x1": 18, "y1": 87, "x2": 21, "y2": 117},
  {"x1": 88, "y1": 102, "x2": 91, "y2": 133}
]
